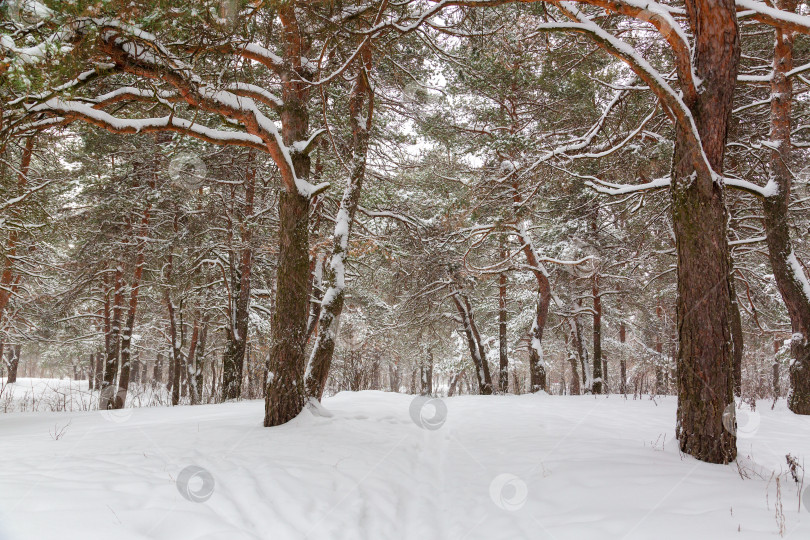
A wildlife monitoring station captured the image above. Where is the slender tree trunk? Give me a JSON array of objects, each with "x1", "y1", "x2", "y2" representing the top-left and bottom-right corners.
[
  {"x1": 100, "y1": 265, "x2": 124, "y2": 409},
  {"x1": 193, "y1": 322, "x2": 208, "y2": 404},
  {"x1": 672, "y1": 0, "x2": 740, "y2": 463},
  {"x1": 655, "y1": 304, "x2": 665, "y2": 395},
  {"x1": 166, "y1": 293, "x2": 181, "y2": 406},
  {"x1": 187, "y1": 320, "x2": 200, "y2": 405},
  {"x1": 729, "y1": 264, "x2": 744, "y2": 397},
  {"x1": 773, "y1": 339, "x2": 781, "y2": 398},
  {"x1": 0, "y1": 137, "x2": 33, "y2": 326},
  {"x1": 305, "y1": 60, "x2": 374, "y2": 400},
  {"x1": 568, "y1": 353, "x2": 581, "y2": 396},
  {"x1": 222, "y1": 158, "x2": 255, "y2": 400},
  {"x1": 514, "y1": 211, "x2": 552, "y2": 393},
  {"x1": 153, "y1": 352, "x2": 163, "y2": 385},
  {"x1": 115, "y1": 194, "x2": 150, "y2": 409},
  {"x1": 94, "y1": 352, "x2": 103, "y2": 390},
  {"x1": 573, "y1": 311, "x2": 591, "y2": 392},
  {"x1": 498, "y1": 266, "x2": 509, "y2": 393},
  {"x1": 758, "y1": 0, "x2": 810, "y2": 414},
  {"x1": 620, "y1": 321, "x2": 627, "y2": 395},
  {"x1": 451, "y1": 292, "x2": 493, "y2": 395},
  {"x1": 420, "y1": 346, "x2": 434, "y2": 396},
  {"x1": 6, "y1": 344, "x2": 19, "y2": 383},
  {"x1": 592, "y1": 274, "x2": 603, "y2": 394}
]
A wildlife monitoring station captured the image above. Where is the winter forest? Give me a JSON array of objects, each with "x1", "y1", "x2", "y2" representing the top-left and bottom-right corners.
[{"x1": 2, "y1": 0, "x2": 810, "y2": 538}]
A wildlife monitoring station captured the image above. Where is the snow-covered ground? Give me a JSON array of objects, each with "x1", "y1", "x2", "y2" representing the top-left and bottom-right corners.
[{"x1": 1, "y1": 384, "x2": 810, "y2": 539}]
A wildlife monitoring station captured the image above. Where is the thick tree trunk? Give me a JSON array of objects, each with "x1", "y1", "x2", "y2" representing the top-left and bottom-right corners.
[
  {"x1": 672, "y1": 0, "x2": 740, "y2": 464},
  {"x1": 265, "y1": 189, "x2": 310, "y2": 425},
  {"x1": 759, "y1": 0, "x2": 810, "y2": 414}
]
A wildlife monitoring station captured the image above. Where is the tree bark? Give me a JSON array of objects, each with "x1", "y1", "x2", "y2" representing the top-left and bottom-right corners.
[
  {"x1": 498, "y1": 267, "x2": 509, "y2": 393},
  {"x1": 620, "y1": 321, "x2": 627, "y2": 395},
  {"x1": 222, "y1": 159, "x2": 254, "y2": 401},
  {"x1": 592, "y1": 274, "x2": 603, "y2": 394},
  {"x1": 451, "y1": 292, "x2": 494, "y2": 395},
  {"x1": 729, "y1": 266, "x2": 744, "y2": 397},
  {"x1": 265, "y1": 188, "x2": 311, "y2": 425},
  {"x1": 754, "y1": 0, "x2": 810, "y2": 414},
  {"x1": 115, "y1": 185, "x2": 151, "y2": 409},
  {"x1": 6, "y1": 344, "x2": 20, "y2": 383},
  {"x1": 99, "y1": 265, "x2": 124, "y2": 409},
  {"x1": 0, "y1": 137, "x2": 33, "y2": 326},
  {"x1": 305, "y1": 56, "x2": 373, "y2": 400},
  {"x1": 672, "y1": 0, "x2": 740, "y2": 463}
]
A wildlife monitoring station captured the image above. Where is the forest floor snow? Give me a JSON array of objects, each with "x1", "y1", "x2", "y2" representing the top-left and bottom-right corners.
[{"x1": 1, "y1": 383, "x2": 810, "y2": 539}]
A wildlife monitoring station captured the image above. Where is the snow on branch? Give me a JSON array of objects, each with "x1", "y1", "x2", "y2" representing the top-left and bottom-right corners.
[
  {"x1": 737, "y1": 0, "x2": 810, "y2": 34},
  {"x1": 28, "y1": 98, "x2": 267, "y2": 149},
  {"x1": 583, "y1": 174, "x2": 671, "y2": 195}
]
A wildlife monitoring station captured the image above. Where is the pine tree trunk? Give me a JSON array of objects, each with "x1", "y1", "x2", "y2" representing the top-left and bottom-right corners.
[
  {"x1": 166, "y1": 291, "x2": 181, "y2": 406},
  {"x1": 305, "y1": 60, "x2": 373, "y2": 401},
  {"x1": 729, "y1": 262, "x2": 744, "y2": 397},
  {"x1": 265, "y1": 189, "x2": 310, "y2": 425},
  {"x1": 498, "y1": 268, "x2": 509, "y2": 393},
  {"x1": 672, "y1": 0, "x2": 740, "y2": 463},
  {"x1": 773, "y1": 339, "x2": 781, "y2": 399},
  {"x1": 759, "y1": 0, "x2": 810, "y2": 415},
  {"x1": 222, "y1": 160, "x2": 254, "y2": 401},
  {"x1": 514, "y1": 217, "x2": 552, "y2": 393},
  {"x1": 451, "y1": 292, "x2": 493, "y2": 395},
  {"x1": 6, "y1": 344, "x2": 19, "y2": 383},
  {"x1": 100, "y1": 266, "x2": 124, "y2": 410},
  {"x1": 568, "y1": 353, "x2": 581, "y2": 396},
  {"x1": 0, "y1": 137, "x2": 33, "y2": 327},
  {"x1": 592, "y1": 274, "x2": 603, "y2": 394},
  {"x1": 192, "y1": 322, "x2": 208, "y2": 404}
]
